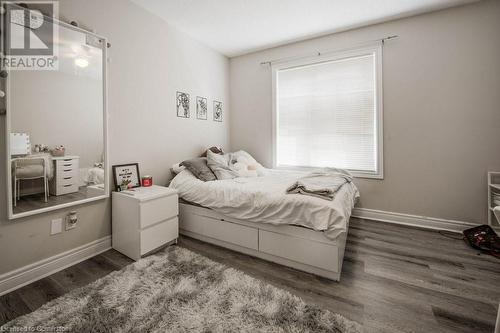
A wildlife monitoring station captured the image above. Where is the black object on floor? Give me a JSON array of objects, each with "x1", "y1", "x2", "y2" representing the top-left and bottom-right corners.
[{"x1": 463, "y1": 225, "x2": 500, "y2": 258}]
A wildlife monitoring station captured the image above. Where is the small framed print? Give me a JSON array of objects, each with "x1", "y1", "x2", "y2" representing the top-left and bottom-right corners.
[
  {"x1": 176, "y1": 91, "x2": 190, "y2": 118},
  {"x1": 196, "y1": 96, "x2": 207, "y2": 120},
  {"x1": 112, "y1": 163, "x2": 141, "y2": 191},
  {"x1": 213, "y1": 100, "x2": 222, "y2": 122}
]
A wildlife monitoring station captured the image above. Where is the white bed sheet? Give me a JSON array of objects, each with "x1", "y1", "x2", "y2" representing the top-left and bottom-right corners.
[{"x1": 169, "y1": 169, "x2": 359, "y2": 240}]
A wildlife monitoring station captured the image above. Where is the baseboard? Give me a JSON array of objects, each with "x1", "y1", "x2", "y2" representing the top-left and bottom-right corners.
[
  {"x1": 352, "y1": 208, "x2": 478, "y2": 233},
  {"x1": 0, "y1": 236, "x2": 111, "y2": 296}
]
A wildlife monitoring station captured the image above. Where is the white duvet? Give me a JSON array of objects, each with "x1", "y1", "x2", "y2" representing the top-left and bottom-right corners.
[{"x1": 169, "y1": 169, "x2": 359, "y2": 240}]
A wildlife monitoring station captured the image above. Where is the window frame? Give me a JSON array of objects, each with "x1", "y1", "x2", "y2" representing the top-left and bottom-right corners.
[{"x1": 271, "y1": 43, "x2": 384, "y2": 179}]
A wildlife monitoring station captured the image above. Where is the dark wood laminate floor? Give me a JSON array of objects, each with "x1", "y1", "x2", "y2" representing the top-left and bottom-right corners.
[{"x1": 1, "y1": 218, "x2": 499, "y2": 332}]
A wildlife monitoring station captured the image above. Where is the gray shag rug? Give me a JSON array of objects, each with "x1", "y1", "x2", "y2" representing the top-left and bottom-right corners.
[{"x1": 2, "y1": 246, "x2": 360, "y2": 333}]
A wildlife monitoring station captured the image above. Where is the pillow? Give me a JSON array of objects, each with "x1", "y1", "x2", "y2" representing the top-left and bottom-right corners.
[
  {"x1": 171, "y1": 163, "x2": 185, "y2": 175},
  {"x1": 206, "y1": 150, "x2": 239, "y2": 180},
  {"x1": 231, "y1": 150, "x2": 266, "y2": 176},
  {"x1": 200, "y1": 146, "x2": 224, "y2": 158},
  {"x1": 232, "y1": 162, "x2": 259, "y2": 178},
  {"x1": 180, "y1": 157, "x2": 216, "y2": 181}
]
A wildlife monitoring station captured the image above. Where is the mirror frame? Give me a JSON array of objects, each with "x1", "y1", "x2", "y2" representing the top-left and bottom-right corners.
[{"x1": 5, "y1": 14, "x2": 109, "y2": 220}]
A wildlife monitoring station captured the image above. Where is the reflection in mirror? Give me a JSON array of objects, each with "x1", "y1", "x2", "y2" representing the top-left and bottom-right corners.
[{"x1": 8, "y1": 20, "x2": 107, "y2": 216}]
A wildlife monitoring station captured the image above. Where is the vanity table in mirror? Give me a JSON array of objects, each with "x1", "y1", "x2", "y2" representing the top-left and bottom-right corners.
[{"x1": 4, "y1": 11, "x2": 109, "y2": 219}]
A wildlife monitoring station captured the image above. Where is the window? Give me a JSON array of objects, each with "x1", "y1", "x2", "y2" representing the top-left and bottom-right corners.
[{"x1": 272, "y1": 44, "x2": 383, "y2": 178}]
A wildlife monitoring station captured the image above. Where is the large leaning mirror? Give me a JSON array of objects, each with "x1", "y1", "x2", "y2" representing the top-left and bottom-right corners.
[{"x1": 5, "y1": 8, "x2": 108, "y2": 219}]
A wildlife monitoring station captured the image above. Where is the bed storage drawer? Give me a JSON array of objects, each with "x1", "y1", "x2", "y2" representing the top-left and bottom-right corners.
[
  {"x1": 259, "y1": 230, "x2": 339, "y2": 272},
  {"x1": 181, "y1": 213, "x2": 258, "y2": 250}
]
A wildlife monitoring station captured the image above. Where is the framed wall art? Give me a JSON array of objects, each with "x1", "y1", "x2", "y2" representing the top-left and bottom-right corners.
[
  {"x1": 176, "y1": 91, "x2": 190, "y2": 118},
  {"x1": 196, "y1": 96, "x2": 207, "y2": 120},
  {"x1": 213, "y1": 100, "x2": 222, "y2": 122}
]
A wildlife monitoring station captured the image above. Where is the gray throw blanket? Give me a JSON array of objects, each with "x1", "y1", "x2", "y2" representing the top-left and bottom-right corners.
[{"x1": 286, "y1": 168, "x2": 353, "y2": 201}]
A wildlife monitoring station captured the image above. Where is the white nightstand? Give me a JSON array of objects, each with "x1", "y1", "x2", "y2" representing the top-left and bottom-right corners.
[{"x1": 112, "y1": 185, "x2": 179, "y2": 260}]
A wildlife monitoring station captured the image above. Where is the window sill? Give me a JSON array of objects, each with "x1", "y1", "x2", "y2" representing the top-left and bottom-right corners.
[{"x1": 274, "y1": 165, "x2": 384, "y2": 180}]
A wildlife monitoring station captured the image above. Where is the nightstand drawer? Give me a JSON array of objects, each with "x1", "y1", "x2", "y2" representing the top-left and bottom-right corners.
[
  {"x1": 140, "y1": 217, "x2": 178, "y2": 255},
  {"x1": 140, "y1": 195, "x2": 178, "y2": 229}
]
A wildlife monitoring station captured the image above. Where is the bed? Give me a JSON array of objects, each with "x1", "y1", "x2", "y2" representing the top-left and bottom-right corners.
[
  {"x1": 85, "y1": 166, "x2": 105, "y2": 185},
  {"x1": 169, "y1": 168, "x2": 359, "y2": 280}
]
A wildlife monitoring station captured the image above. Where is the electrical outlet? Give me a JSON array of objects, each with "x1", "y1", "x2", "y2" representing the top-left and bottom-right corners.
[
  {"x1": 66, "y1": 211, "x2": 77, "y2": 230},
  {"x1": 50, "y1": 218, "x2": 62, "y2": 235}
]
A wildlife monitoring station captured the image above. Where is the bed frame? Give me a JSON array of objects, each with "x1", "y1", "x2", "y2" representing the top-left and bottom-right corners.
[{"x1": 179, "y1": 202, "x2": 349, "y2": 281}]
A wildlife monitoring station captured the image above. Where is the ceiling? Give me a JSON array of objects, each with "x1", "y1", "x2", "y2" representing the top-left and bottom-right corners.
[{"x1": 132, "y1": 0, "x2": 478, "y2": 57}]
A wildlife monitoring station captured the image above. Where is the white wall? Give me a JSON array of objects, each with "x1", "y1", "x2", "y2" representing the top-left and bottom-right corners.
[
  {"x1": 0, "y1": 0, "x2": 230, "y2": 274},
  {"x1": 230, "y1": 0, "x2": 500, "y2": 225}
]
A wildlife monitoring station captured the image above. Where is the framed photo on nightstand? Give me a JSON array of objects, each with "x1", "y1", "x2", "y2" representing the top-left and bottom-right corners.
[{"x1": 112, "y1": 163, "x2": 141, "y2": 191}]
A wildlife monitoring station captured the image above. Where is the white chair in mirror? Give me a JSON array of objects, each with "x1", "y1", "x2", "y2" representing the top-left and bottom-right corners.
[
  {"x1": 10, "y1": 133, "x2": 51, "y2": 207},
  {"x1": 12, "y1": 157, "x2": 49, "y2": 206}
]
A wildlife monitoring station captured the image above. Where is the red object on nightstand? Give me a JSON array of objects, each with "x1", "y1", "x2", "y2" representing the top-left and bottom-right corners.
[{"x1": 142, "y1": 176, "x2": 153, "y2": 187}]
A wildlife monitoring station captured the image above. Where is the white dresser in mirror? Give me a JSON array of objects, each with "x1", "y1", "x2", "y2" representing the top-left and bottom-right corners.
[{"x1": 50, "y1": 156, "x2": 80, "y2": 196}]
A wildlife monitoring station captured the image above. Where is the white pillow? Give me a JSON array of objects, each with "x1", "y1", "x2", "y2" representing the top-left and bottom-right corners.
[
  {"x1": 232, "y1": 162, "x2": 258, "y2": 178},
  {"x1": 206, "y1": 150, "x2": 239, "y2": 180},
  {"x1": 172, "y1": 163, "x2": 185, "y2": 174},
  {"x1": 231, "y1": 150, "x2": 266, "y2": 176}
]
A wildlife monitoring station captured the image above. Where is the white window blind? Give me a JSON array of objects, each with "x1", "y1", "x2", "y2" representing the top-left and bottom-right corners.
[{"x1": 274, "y1": 46, "x2": 382, "y2": 177}]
